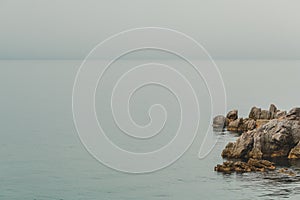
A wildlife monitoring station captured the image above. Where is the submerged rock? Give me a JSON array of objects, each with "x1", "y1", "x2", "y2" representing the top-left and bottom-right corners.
[
  {"x1": 214, "y1": 159, "x2": 276, "y2": 173},
  {"x1": 277, "y1": 168, "x2": 297, "y2": 176}
]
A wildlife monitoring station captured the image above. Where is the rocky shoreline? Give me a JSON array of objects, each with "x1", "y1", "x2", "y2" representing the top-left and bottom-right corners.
[{"x1": 213, "y1": 104, "x2": 300, "y2": 174}]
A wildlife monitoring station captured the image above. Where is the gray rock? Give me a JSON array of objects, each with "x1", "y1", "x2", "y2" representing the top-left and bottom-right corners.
[{"x1": 213, "y1": 115, "x2": 227, "y2": 129}]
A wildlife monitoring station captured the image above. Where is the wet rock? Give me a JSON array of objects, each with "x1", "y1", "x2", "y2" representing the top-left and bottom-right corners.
[
  {"x1": 288, "y1": 141, "x2": 300, "y2": 159},
  {"x1": 214, "y1": 159, "x2": 276, "y2": 173},
  {"x1": 213, "y1": 115, "x2": 228, "y2": 129},
  {"x1": 249, "y1": 106, "x2": 262, "y2": 120},
  {"x1": 226, "y1": 110, "x2": 238, "y2": 121},
  {"x1": 247, "y1": 158, "x2": 276, "y2": 170},
  {"x1": 278, "y1": 168, "x2": 297, "y2": 176}
]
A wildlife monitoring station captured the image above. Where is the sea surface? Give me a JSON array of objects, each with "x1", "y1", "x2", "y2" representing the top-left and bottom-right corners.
[{"x1": 1, "y1": 60, "x2": 300, "y2": 199}]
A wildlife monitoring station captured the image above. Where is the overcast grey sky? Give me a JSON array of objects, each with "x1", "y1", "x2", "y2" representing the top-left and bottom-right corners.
[{"x1": 0, "y1": 0, "x2": 299, "y2": 59}]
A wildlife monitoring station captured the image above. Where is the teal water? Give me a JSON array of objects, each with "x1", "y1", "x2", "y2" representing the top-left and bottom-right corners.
[{"x1": 1, "y1": 60, "x2": 300, "y2": 199}]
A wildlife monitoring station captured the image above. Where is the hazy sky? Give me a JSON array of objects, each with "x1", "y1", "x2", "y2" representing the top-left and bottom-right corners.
[{"x1": 0, "y1": 0, "x2": 299, "y2": 59}]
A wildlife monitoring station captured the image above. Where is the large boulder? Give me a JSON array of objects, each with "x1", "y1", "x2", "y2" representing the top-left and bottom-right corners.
[{"x1": 222, "y1": 119, "x2": 300, "y2": 159}]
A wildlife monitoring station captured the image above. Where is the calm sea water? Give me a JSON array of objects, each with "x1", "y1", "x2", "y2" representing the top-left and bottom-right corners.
[{"x1": 1, "y1": 60, "x2": 300, "y2": 200}]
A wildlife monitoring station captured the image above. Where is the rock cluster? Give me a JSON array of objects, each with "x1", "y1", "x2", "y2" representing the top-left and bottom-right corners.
[
  {"x1": 214, "y1": 159, "x2": 276, "y2": 173},
  {"x1": 216, "y1": 105, "x2": 300, "y2": 160},
  {"x1": 213, "y1": 104, "x2": 287, "y2": 133}
]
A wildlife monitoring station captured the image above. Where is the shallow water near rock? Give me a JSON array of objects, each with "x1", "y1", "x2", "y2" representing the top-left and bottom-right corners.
[{"x1": 1, "y1": 60, "x2": 300, "y2": 199}]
